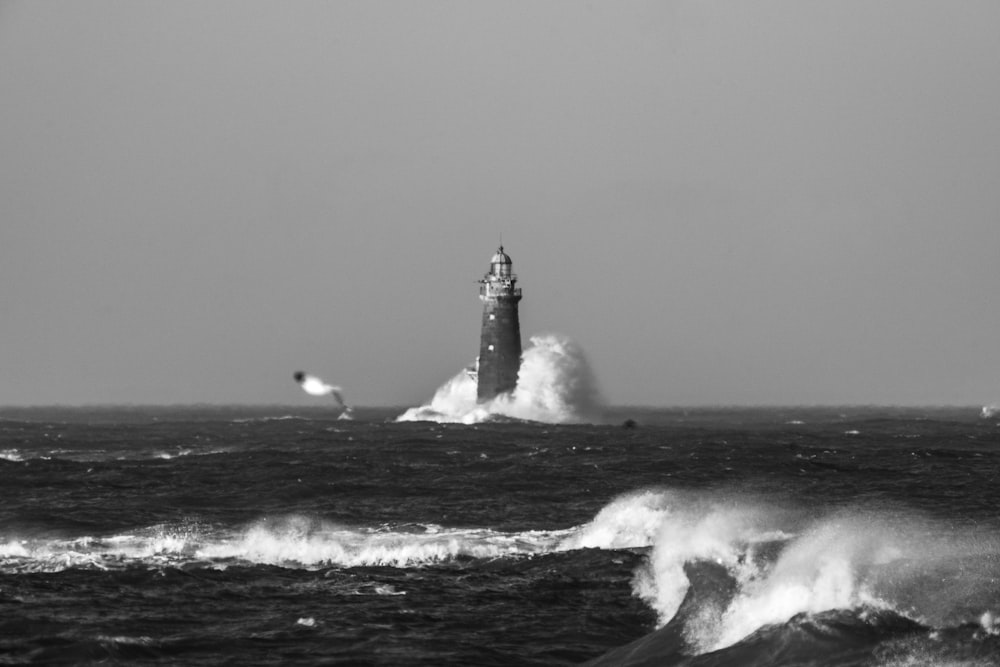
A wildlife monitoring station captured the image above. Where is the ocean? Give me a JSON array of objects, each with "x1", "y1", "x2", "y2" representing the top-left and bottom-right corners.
[{"x1": 2, "y1": 403, "x2": 999, "y2": 666}]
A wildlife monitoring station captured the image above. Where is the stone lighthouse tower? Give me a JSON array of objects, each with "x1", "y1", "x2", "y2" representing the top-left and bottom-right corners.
[{"x1": 477, "y1": 245, "x2": 523, "y2": 401}]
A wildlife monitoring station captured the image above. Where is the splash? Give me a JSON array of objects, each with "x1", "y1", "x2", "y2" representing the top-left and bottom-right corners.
[
  {"x1": 557, "y1": 489, "x2": 679, "y2": 551},
  {"x1": 396, "y1": 333, "x2": 601, "y2": 424},
  {"x1": 588, "y1": 490, "x2": 1000, "y2": 654},
  {"x1": 614, "y1": 490, "x2": 793, "y2": 631},
  {"x1": 294, "y1": 371, "x2": 353, "y2": 419},
  {"x1": 0, "y1": 518, "x2": 572, "y2": 573},
  {"x1": 199, "y1": 517, "x2": 567, "y2": 568},
  {"x1": 698, "y1": 514, "x2": 899, "y2": 651}
]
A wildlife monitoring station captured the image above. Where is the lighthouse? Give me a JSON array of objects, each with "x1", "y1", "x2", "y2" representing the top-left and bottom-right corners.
[{"x1": 477, "y1": 245, "x2": 523, "y2": 402}]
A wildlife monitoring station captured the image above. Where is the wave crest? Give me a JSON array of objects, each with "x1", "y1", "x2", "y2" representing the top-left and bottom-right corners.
[
  {"x1": 573, "y1": 491, "x2": 1000, "y2": 654},
  {"x1": 0, "y1": 518, "x2": 573, "y2": 573}
]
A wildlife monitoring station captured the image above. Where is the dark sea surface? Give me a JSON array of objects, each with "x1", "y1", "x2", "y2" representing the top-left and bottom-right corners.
[{"x1": 2, "y1": 405, "x2": 999, "y2": 666}]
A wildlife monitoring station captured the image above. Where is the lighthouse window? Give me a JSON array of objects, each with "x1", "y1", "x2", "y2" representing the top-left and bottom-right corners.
[{"x1": 487, "y1": 344, "x2": 494, "y2": 351}]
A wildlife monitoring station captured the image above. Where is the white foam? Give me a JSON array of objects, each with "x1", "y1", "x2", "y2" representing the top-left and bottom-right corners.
[
  {"x1": 98, "y1": 635, "x2": 157, "y2": 646},
  {"x1": 677, "y1": 511, "x2": 1000, "y2": 652},
  {"x1": 624, "y1": 491, "x2": 791, "y2": 629},
  {"x1": 0, "y1": 518, "x2": 572, "y2": 573},
  {"x1": 155, "y1": 449, "x2": 194, "y2": 460},
  {"x1": 0, "y1": 540, "x2": 29, "y2": 557},
  {"x1": 198, "y1": 517, "x2": 571, "y2": 568},
  {"x1": 980, "y1": 611, "x2": 1000, "y2": 635},
  {"x1": 557, "y1": 489, "x2": 677, "y2": 551},
  {"x1": 396, "y1": 367, "x2": 483, "y2": 424},
  {"x1": 703, "y1": 517, "x2": 892, "y2": 651},
  {"x1": 397, "y1": 333, "x2": 602, "y2": 424}
]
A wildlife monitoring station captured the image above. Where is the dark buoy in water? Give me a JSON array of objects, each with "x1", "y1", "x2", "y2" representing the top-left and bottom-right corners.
[
  {"x1": 622, "y1": 419, "x2": 637, "y2": 429},
  {"x1": 476, "y1": 245, "x2": 523, "y2": 402}
]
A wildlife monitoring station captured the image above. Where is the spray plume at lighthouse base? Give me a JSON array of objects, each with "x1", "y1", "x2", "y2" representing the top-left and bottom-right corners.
[{"x1": 397, "y1": 333, "x2": 602, "y2": 424}]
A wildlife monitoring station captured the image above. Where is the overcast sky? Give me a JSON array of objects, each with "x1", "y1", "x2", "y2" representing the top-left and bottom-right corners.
[{"x1": 2, "y1": 1, "x2": 999, "y2": 407}]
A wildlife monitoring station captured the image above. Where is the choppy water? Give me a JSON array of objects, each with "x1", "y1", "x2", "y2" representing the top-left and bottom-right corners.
[{"x1": 2, "y1": 405, "x2": 999, "y2": 665}]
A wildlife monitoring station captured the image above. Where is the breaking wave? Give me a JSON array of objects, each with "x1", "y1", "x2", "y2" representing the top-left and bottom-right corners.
[
  {"x1": 396, "y1": 333, "x2": 602, "y2": 424},
  {"x1": 0, "y1": 518, "x2": 574, "y2": 573},
  {"x1": 571, "y1": 488, "x2": 1000, "y2": 659},
  {"x1": 6, "y1": 487, "x2": 999, "y2": 661}
]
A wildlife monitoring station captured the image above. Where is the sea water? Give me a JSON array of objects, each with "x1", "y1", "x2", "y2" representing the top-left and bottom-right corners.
[{"x1": 2, "y1": 403, "x2": 999, "y2": 665}]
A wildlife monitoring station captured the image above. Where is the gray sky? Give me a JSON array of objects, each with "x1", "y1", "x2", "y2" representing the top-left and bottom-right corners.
[{"x1": 2, "y1": 1, "x2": 999, "y2": 407}]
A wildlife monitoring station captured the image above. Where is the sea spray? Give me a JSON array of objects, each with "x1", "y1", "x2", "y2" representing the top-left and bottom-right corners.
[
  {"x1": 701, "y1": 513, "x2": 899, "y2": 651},
  {"x1": 624, "y1": 491, "x2": 791, "y2": 634},
  {"x1": 557, "y1": 490, "x2": 676, "y2": 551},
  {"x1": 0, "y1": 518, "x2": 574, "y2": 573},
  {"x1": 397, "y1": 333, "x2": 601, "y2": 424},
  {"x1": 610, "y1": 497, "x2": 1000, "y2": 654}
]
